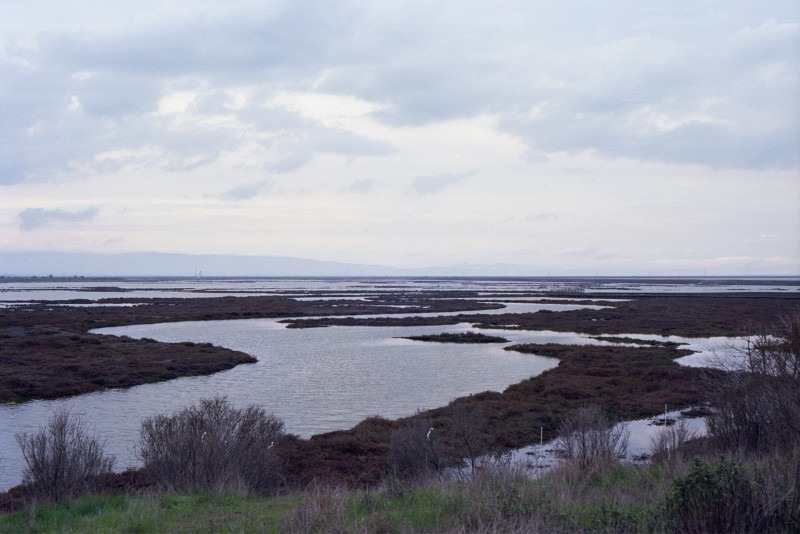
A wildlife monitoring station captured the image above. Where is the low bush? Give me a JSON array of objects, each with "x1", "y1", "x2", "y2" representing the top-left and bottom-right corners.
[
  {"x1": 388, "y1": 417, "x2": 442, "y2": 482},
  {"x1": 137, "y1": 396, "x2": 284, "y2": 494},
  {"x1": 15, "y1": 408, "x2": 115, "y2": 502},
  {"x1": 554, "y1": 405, "x2": 629, "y2": 475},
  {"x1": 665, "y1": 456, "x2": 757, "y2": 533},
  {"x1": 650, "y1": 419, "x2": 698, "y2": 470},
  {"x1": 707, "y1": 311, "x2": 800, "y2": 454}
]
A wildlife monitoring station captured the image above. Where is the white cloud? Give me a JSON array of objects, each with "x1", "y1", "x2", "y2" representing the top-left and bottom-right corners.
[
  {"x1": 0, "y1": 1, "x2": 797, "y2": 274},
  {"x1": 218, "y1": 180, "x2": 271, "y2": 201},
  {"x1": 411, "y1": 171, "x2": 474, "y2": 196}
]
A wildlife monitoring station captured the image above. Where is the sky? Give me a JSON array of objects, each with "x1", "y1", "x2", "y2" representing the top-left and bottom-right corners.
[{"x1": 1, "y1": 1, "x2": 798, "y2": 276}]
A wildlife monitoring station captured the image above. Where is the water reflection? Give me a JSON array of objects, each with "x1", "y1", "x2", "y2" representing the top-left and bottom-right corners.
[
  {"x1": 0, "y1": 298, "x2": 739, "y2": 491},
  {"x1": 1, "y1": 316, "x2": 577, "y2": 490}
]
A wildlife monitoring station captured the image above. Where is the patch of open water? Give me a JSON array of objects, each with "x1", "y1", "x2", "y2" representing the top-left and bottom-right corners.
[
  {"x1": 1, "y1": 302, "x2": 576, "y2": 489},
  {"x1": 0, "y1": 300, "x2": 738, "y2": 491}
]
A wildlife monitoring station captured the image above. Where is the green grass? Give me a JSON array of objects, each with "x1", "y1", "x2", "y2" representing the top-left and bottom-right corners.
[
  {"x1": 3, "y1": 452, "x2": 796, "y2": 533},
  {"x1": 0, "y1": 491, "x2": 292, "y2": 533},
  {"x1": 0, "y1": 466, "x2": 667, "y2": 533}
]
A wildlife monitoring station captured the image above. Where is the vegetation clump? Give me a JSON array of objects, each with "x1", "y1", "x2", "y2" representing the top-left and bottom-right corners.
[
  {"x1": 15, "y1": 409, "x2": 115, "y2": 503},
  {"x1": 665, "y1": 456, "x2": 757, "y2": 533},
  {"x1": 554, "y1": 405, "x2": 629, "y2": 475},
  {"x1": 707, "y1": 311, "x2": 800, "y2": 453},
  {"x1": 401, "y1": 331, "x2": 509, "y2": 343},
  {"x1": 388, "y1": 418, "x2": 442, "y2": 482},
  {"x1": 137, "y1": 397, "x2": 285, "y2": 495}
]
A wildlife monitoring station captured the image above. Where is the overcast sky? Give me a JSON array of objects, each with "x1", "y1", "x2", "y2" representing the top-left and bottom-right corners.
[{"x1": 1, "y1": 1, "x2": 798, "y2": 275}]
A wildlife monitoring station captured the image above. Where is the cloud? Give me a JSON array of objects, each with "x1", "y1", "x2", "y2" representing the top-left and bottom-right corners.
[
  {"x1": 555, "y1": 247, "x2": 624, "y2": 261},
  {"x1": 219, "y1": 180, "x2": 271, "y2": 201},
  {"x1": 18, "y1": 207, "x2": 100, "y2": 230},
  {"x1": 345, "y1": 178, "x2": 376, "y2": 194},
  {"x1": 0, "y1": 1, "x2": 796, "y2": 192},
  {"x1": 525, "y1": 213, "x2": 557, "y2": 223},
  {"x1": 411, "y1": 171, "x2": 474, "y2": 196}
]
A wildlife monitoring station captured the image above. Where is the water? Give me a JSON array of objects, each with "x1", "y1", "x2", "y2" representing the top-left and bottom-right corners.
[
  {"x1": 0, "y1": 277, "x2": 758, "y2": 490},
  {"x1": 503, "y1": 408, "x2": 710, "y2": 476},
  {"x1": 0, "y1": 316, "x2": 736, "y2": 490},
  {"x1": 590, "y1": 333, "x2": 750, "y2": 368},
  {"x1": 2, "y1": 276, "x2": 797, "y2": 302},
  {"x1": 2, "y1": 311, "x2": 592, "y2": 490}
]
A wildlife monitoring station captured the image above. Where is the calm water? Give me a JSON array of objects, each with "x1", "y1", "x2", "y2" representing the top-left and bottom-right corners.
[
  {"x1": 2, "y1": 276, "x2": 797, "y2": 302},
  {"x1": 2, "y1": 307, "x2": 607, "y2": 489},
  {"x1": 0, "y1": 278, "x2": 753, "y2": 490}
]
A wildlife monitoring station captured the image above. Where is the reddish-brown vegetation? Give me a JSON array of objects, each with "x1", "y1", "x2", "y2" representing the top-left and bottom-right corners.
[
  {"x1": 0, "y1": 329, "x2": 256, "y2": 403},
  {"x1": 274, "y1": 342, "x2": 706, "y2": 487},
  {"x1": 1, "y1": 288, "x2": 797, "y2": 494},
  {"x1": 285, "y1": 294, "x2": 800, "y2": 337},
  {"x1": 0, "y1": 294, "x2": 499, "y2": 403},
  {"x1": 401, "y1": 331, "x2": 508, "y2": 343}
]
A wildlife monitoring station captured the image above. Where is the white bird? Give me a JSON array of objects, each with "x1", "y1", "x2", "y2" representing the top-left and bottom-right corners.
[
  {"x1": 426, "y1": 427, "x2": 433, "y2": 440},
  {"x1": 267, "y1": 441, "x2": 274, "y2": 449}
]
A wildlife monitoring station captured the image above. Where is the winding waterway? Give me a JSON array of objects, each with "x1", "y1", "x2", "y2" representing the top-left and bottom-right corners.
[
  {"x1": 0, "y1": 281, "x2": 751, "y2": 491},
  {"x1": 1, "y1": 300, "x2": 620, "y2": 490}
]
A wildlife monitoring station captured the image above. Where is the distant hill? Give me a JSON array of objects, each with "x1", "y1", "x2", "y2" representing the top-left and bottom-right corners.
[
  {"x1": 0, "y1": 251, "x2": 545, "y2": 278},
  {"x1": 0, "y1": 251, "x2": 400, "y2": 277}
]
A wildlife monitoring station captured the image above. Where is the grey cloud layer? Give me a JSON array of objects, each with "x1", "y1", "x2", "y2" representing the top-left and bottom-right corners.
[
  {"x1": 1, "y1": 0, "x2": 797, "y2": 185},
  {"x1": 18, "y1": 207, "x2": 100, "y2": 230}
]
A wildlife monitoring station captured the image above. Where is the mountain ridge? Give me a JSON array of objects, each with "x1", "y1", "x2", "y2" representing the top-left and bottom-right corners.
[{"x1": 0, "y1": 251, "x2": 544, "y2": 278}]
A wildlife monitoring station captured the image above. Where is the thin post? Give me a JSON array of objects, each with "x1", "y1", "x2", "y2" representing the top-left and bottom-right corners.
[{"x1": 665, "y1": 404, "x2": 670, "y2": 460}]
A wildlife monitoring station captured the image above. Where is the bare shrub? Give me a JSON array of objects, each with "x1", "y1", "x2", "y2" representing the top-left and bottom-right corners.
[
  {"x1": 554, "y1": 405, "x2": 629, "y2": 474},
  {"x1": 444, "y1": 404, "x2": 487, "y2": 476},
  {"x1": 15, "y1": 408, "x2": 115, "y2": 502},
  {"x1": 137, "y1": 396, "x2": 284, "y2": 494},
  {"x1": 388, "y1": 417, "x2": 442, "y2": 481},
  {"x1": 650, "y1": 419, "x2": 697, "y2": 467},
  {"x1": 708, "y1": 311, "x2": 800, "y2": 453}
]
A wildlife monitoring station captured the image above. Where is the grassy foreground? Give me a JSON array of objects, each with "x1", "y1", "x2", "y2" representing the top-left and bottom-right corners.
[{"x1": 3, "y1": 450, "x2": 797, "y2": 533}]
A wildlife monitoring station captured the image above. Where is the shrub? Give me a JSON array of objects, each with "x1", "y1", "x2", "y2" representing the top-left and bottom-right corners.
[
  {"x1": 554, "y1": 405, "x2": 629, "y2": 474},
  {"x1": 443, "y1": 404, "x2": 487, "y2": 476},
  {"x1": 137, "y1": 397, "x2": 284, "y2": 494},
  {"x1": 756, "y1": 449, "x2": 800, "y2": 531},
  {"x1": 650, "y1": 419, "x2": 697, "y2": 468},
  {"x1": 15, "y1": 408, "x2": 115, "y2": 502},
  {"x1": 665, "y1": 456, "x2": 757, "y2": 533},
  {"x1": 708, "y1": 311, "x2": 800, "y2": 453},
  {"x1": 388, "y1": 417, "x2": 442, "y2": 481}
]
